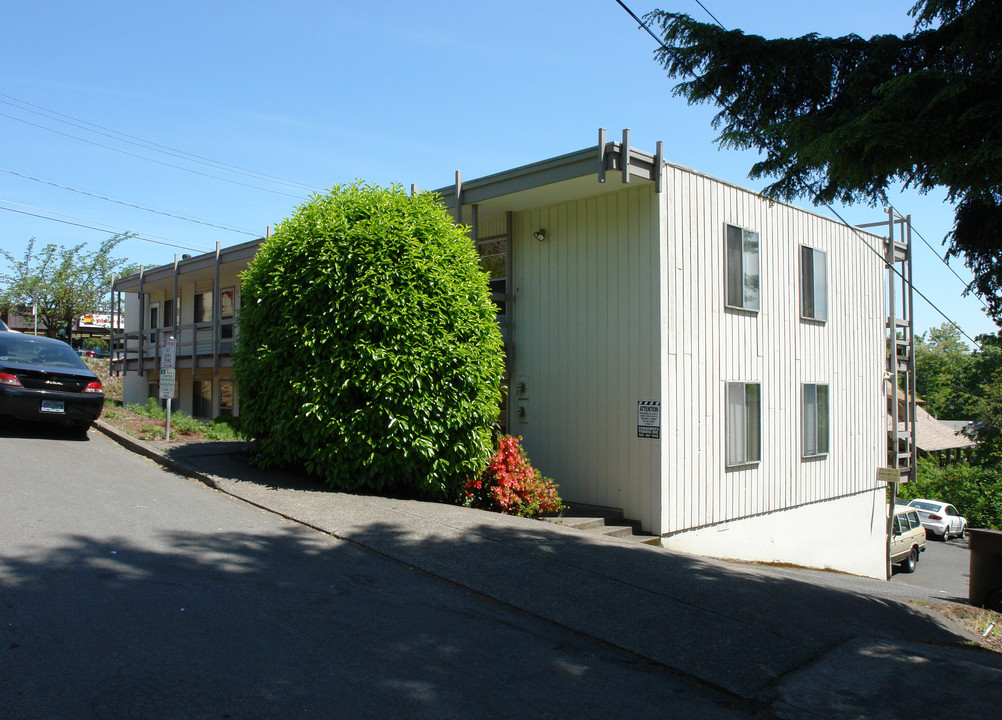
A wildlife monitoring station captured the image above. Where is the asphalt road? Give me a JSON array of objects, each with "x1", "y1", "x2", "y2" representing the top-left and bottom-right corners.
[
  {"x1": 0, "y1": 422, "x2": 757, "y2": 720},
  {"x1": 891, "y1": 533, "x2": 972, "y2": 602}
]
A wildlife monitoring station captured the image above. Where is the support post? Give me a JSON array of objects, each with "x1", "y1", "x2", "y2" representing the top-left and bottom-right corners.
[
  {"x1": 598, "y1": 127, "x2": 607, "y2": 183},
  {"x1": 622, "y1": 128, "x2": 631, "y2": 184}
]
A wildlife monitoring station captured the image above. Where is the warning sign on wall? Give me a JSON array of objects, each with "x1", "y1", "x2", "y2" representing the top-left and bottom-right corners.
[{"x1": 637, "y1": 400, "x2": 660, "y2": 439}]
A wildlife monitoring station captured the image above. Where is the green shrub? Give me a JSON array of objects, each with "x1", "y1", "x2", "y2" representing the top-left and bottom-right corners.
[
  {"x1": 139, "y1": 423, "x2": 165, "y2": 441},
  {"x1": 234, "y1": 182, "x2": 504, "y2": 500}
]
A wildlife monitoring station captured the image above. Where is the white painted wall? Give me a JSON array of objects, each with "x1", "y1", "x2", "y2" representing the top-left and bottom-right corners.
[
  {"x1": 662, "y1": 165, "x2": 887, "y2": 575},
  {"x1": 660, "y1": 489, "x2": 888, "y2": 579},
  {"x1": 510, "y1": 184, "x2": 664, "y2": 533}
]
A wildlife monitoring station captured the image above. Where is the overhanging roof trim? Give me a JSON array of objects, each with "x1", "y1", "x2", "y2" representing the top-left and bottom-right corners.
[
  {"x1": 113, "y1": 237, "x2": 264, "y2": 292},
  {"x1": 435, "y1": 143, "x2": 657, "y2": 210}
]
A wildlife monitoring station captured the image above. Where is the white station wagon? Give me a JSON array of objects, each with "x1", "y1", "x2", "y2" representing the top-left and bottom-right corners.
[{"x1": 891, "y1": 506, "x2": 926, "y2": 573}]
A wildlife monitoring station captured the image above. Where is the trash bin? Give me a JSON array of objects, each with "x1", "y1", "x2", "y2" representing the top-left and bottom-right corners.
[{"x1": 968, "y1": 528, "x2": 1002, "y2": 611}]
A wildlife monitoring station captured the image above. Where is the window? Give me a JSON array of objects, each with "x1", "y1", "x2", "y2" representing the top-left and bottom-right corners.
[
  {"x1": 147, "y1": 303, "x2": 159, "y2": 344},
  {"x1": 220, "y1": 287, "x2": 235, "y2": 340},
  {"x1": 163, "y1": 298, "x2": 176, "y2": 330},
  {"x1": 801, "y1": 246, "x2": 828, "y2": 321},
  {"x1": 219, "y1": 381, "x2": 234, "y2": 416},
  {"x1": 192, "y1": 380, "x2": 212, "y2": 418},
  {"x1": 725, "y1": 224, "x2": 760, "y2": 311},
  {"x1": 194, "y1": 291, "x2": 213, "y2": 324},
  {"x1": 802, "y1": 383, "x2": 830, "y2": 457},
  {"x1": 726, "y1": 382, "x2": 761, "y2": 466}
]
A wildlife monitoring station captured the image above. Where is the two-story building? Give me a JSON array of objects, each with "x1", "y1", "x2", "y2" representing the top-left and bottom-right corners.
[{"x1": 112, "y1": 130, "x2": 907, "y2": 578}]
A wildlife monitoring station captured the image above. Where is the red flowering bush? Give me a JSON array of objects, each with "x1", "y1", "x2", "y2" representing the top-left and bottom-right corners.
[{"x1": 462, "y1": 435, "x2": 565, "y2": 518}]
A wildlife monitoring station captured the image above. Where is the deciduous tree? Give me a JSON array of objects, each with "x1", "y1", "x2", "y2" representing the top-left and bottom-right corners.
[{"x1": 0, "y1": 233, "x2": 136, "y2": 341}]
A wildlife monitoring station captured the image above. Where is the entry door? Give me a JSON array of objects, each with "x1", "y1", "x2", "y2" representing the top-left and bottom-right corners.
[{"x1": 474, "y1": 212, "x2": 513, "y2": 434}]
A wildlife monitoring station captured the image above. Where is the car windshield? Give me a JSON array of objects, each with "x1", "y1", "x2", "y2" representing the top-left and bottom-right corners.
[
  {"x1": 909, "y1": 501, "x2": 939, "y2": 512},
  {"x1": 0, "y1": 335, "x2": 88, "y2": 369}
]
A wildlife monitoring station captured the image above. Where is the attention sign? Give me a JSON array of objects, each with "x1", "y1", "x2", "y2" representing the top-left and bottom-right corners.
[{"x1": 637, "y1": 400, "x2": 660, "y2": 439}]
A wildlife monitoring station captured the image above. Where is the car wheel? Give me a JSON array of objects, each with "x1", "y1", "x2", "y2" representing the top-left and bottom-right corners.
[
  {"x1": 900, "y1": 547, "x2": 918, "y2": 574},
  {"x1": 71, "y1": 421, "x2": 92, "y2": 436}
]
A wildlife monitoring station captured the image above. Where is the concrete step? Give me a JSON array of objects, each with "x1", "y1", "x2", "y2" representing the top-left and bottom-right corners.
[{"x1": 542, "y1": 503, "x2": 659, "y2": 545}]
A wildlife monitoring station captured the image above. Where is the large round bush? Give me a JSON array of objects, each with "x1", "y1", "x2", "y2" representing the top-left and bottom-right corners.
[{"x1": 235, "y1": 182, "x2": 504, "y2": 499}]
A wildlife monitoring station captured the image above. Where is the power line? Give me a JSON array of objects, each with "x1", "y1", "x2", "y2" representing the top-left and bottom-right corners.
[
  {"x1": 0, "y1": 201, "x2": 212, "y2": 253},
  {"x1": 0, "y1": 111, "x2": 307, "y2": 200},
  {"x1": 0, "y1": 167, "x2": 258, "y2": 236},
  {"x1": 0, "y1": 93, "x2": 321, "y2": 193},
  {"x1": 613, "y1": 0, "x2": 984, "y2": 350}
]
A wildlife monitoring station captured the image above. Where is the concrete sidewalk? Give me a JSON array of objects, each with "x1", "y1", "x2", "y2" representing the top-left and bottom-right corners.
[{"x1": 96, "y1": 421, "x2": 1002, "y2": 718}]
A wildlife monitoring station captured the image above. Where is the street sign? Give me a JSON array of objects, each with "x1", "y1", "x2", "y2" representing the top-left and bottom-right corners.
[
  {"x1": 161, "y1": 336, "x2": 176, "y2": 370},
  {"x1": 159, "y1": 368, "x2": 176, "y2": 399},
  {"x1": 877, "y1": 467, "x2": 902, "y2": 484}
]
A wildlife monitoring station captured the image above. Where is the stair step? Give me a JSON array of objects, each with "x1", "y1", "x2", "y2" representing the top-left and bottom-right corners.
[{"x1": 542, "y1": 503, "x2": 657, "y2": 545}]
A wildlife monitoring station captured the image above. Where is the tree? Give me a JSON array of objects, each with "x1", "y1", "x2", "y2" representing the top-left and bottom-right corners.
[
  {"x1": 234, "y1": 182, "x2": 504, "y2": 501},
  {"x1": 645, "y1": 1, "x2": 1002, "y2": 319},
  {"x1": 914, "y1": 323, "x2": 972, "y2": 418},
  {"x1": 0, "y1": 233, "x2": 136, "y2": 341}
]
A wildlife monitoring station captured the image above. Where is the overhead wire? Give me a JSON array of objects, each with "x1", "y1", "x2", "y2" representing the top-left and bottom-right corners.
[
  {"x1": 0, "y1": 93, "x2": 321, "y2": 193},
  {"x1": 0, "y1": 111, "x2": 307, "y2": 200},
  {"x1": 0, "y1": 167, "x2": 258, "y2": 236},
  {"x1": 613, "y1": 0, "x2": 985, "y2": 349},
  {"x1": 0, "y1": 201, "x2": 212, "y2": 253}
]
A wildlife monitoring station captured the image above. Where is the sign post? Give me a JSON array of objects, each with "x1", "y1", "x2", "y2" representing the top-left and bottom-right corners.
[{"x1": 159, "y1": 336, "x2": 177, "y2": 441}]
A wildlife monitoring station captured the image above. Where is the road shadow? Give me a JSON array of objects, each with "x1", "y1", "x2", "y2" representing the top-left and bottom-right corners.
[
  {"x1": 0, "y1": 523, "x2": 755, "y2": 719},
  {"x1": 0, "y1": 416, "x2": 91, "y2": 441}
]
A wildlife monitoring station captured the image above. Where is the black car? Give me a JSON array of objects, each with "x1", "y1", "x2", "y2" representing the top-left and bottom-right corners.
[{"x1": 0, "y1": 333, "x2": 104, "y2": 431}]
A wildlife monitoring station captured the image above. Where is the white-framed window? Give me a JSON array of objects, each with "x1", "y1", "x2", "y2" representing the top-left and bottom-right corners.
[
  {"x1": 725, "y1": 224, "x2": 760, "y2": 311},
  {"x1": 726, "y1": 382, "x2": 761, "y2": 467},
  {"x1": 801, "y1": 246, "x2": 828, "y2": 322},
  {"x1": 803, "y1": 383, "x2": 830, "y2": 457}
]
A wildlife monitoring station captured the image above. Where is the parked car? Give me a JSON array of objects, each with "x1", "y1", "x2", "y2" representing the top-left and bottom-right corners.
[
  {"x1": 907, "y1": 499, "x2": 968, "y2": 540},
  {"x1": 75, "y1": 348, "x2": 97, "y2": 358},
  {"x1": 891, "y1": 505, "x2": 926, "y2": 573},
  {"x1": 0, "y1": 333, "x2": 104, "y2": 432}
]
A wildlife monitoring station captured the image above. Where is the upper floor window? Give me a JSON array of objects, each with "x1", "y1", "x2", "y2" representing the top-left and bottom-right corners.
[
  {"x1": 726, "y1": 381, "x2": 761, "y2": 467},
  {"x1": 163, "y1": 297, "x2": 177, "y2": 330},
  {"x1": 147, "y1": 303, "x2": 159, "y2": 344},
  {"x1": 803, "y1": 383, "x2": 830, "y2": 457},
  {"x1": 220, "y1": 287, "x2": 235, "y2": 340},
  {"x1": 801, "y1": 246, "x2": 828, "y2": 322},
  {"x1": 194, "y1": 291, "x2": 213, "y2": 324},
  {"x1": 725, "y1": 224, "x2": 760, "y2": 311}
]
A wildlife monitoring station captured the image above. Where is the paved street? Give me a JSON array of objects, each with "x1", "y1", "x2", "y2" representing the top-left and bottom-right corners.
[
  {"x1": 5, "y1": 419, "x2": 1002, "y2": 719},
  {"x1": 891, "y1": 534, "x2": 971, "y2": 601},
  {"x1": 0, "y1": 423, "x2": 755, "y2": 719}
]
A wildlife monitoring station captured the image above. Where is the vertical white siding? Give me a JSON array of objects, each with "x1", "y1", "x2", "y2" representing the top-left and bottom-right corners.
[
  {"x1": 663, "y1": 166, "x2": 886, "y2": 535},
  {"x1": 512, "y1": 185, "x2": 663, "y2": 532}
]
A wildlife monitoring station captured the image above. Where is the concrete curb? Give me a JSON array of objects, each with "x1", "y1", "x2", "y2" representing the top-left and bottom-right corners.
[{"x1": 93, "y1": 419, "x2": 219, "y2": 490}]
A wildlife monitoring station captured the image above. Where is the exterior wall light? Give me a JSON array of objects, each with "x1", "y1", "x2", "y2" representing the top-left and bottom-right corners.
[{"x1": 533, "y1": 229, "x2": 547, "y2": 241}]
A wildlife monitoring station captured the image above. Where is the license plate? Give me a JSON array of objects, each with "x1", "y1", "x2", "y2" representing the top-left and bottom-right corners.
[{"x1": 41, "y1": 400, "x2": 65, "y2": 414}]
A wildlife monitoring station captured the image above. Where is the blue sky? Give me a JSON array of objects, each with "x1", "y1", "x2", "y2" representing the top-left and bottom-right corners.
[{"x1": 1, "y1": 0, "x2": 993, "y2": 340}]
